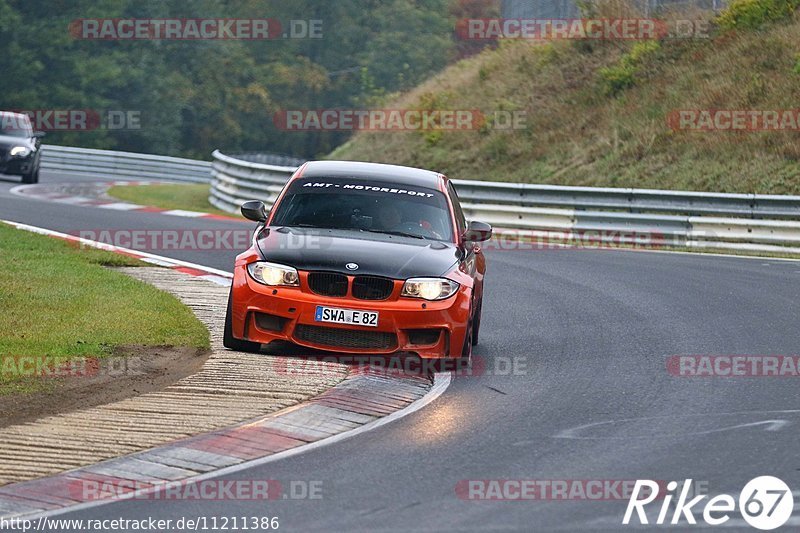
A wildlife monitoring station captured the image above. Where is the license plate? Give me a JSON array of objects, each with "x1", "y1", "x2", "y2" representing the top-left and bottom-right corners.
[{"x1": 315, "y1": 306, "x2": 379, "y2": 327}]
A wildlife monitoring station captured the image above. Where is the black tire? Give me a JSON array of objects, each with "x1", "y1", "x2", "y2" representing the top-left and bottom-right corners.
[
  {"x1": 457, "y1": 307, "x2": 474, "y2": 368},
  {"x1": 471, "y1": 299, "x2": 482, "y2": 346},
  {"x1": 21, "y1": 167, "x2": 38, "y2": 184},
  {"x1": 223, "y1": 289, "x2": 262, "y2": 353}
]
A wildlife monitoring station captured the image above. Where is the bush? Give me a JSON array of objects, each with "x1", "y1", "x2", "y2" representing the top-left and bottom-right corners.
[
  {"x1": 598, "y1": 63, "x2": 637, "y2": 95},
  {"x1": 717, "y1": 0, "x2": 800, "y2": 30},
  {"x1": 598, "y1": 41, "x2": 660, "y2": 96}
]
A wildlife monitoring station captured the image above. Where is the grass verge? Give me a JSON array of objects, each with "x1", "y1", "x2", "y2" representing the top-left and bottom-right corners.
[
  {"x1": 107, "y1": 183, "x2": 238, "y2": 218},
  {"x1": 0, "y1": 223, "x2": 210, "y2": 394}
]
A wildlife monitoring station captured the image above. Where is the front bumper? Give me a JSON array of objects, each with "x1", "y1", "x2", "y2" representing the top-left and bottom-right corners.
[
  {"x1": 230, "y1": 261, "x2": 471, "y2": 359},
  {"x1": 0, "y1": 154, "x2": 35, "y2": 176}
]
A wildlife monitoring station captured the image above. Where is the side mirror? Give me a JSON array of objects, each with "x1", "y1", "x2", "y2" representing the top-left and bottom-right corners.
[
  {"x1": 33, "y1": 131, "x2": 46, "y2": 139},
  {"x1": 463, "y1": 220, "x2": 492, "y2": 242},
  {"x1": 241, "y1": 200, "x2": 268, "y2": 223}
]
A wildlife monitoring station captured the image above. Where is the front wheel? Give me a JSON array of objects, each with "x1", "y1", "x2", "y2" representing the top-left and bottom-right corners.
[
  {"x1": 430, "y1": 319, "x2": 473, "y2": 373},
  {"x1": 223, "y1": 288, "x2": 262, "y2": 353},
  {"x1": 457, "y1": 308, "x2": 474, "y2": 367},
  {"x1": 21, "y1": 167, "x2": 38, "y2": 184},
  {"x1": 471, "y1": 299, "x2": 482, "y2": 346}
]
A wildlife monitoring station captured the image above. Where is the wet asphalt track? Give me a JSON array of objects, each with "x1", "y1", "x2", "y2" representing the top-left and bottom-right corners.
[{"x1": 1, "y1": 170, "x2": 799, "y2": 532}]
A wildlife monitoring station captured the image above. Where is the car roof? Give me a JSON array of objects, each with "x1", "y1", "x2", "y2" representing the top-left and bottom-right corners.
[{"x1": 299, "y1": 160, "x2": 444, "y2": 190}]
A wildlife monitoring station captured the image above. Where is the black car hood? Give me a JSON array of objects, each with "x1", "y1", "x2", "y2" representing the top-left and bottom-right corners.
[
  {"x1": 256, "y1": 227, "x2": 460, "y2": 279},
  {"x1": 0, "y1": 134, "x2": 34, "y2": 149}
]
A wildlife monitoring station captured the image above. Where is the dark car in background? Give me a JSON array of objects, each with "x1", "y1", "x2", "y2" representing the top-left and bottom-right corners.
[{"x1": 0, "y1": 112, "x2": 43, "y2": 184}]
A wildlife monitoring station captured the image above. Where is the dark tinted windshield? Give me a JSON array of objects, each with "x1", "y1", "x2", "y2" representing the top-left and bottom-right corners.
[
  {"x1": 0, "y1": 113, "x2": 32, "y2": 137},
  {"x1": 271, "y1": 178, "x2": 454, "y2": 241}
]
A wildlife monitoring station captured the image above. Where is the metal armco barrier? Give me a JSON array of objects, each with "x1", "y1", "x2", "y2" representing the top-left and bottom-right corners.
[
  {"x1": 41, "y1": 144, "x2": 211, "y2": 183},
  {"x1": 209, "y1": 150, "x2": 298, "y2": 213},
  {"x1": 207, "y1": 150, "x2": 800, "y2": 255}
]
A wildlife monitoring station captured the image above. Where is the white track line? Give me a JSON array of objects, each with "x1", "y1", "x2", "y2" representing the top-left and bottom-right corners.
[
  {"x1": 622, "y1": 246, "x2": 800, "y2": 263},
  {"x1": 161, "y1": 209, "x2": 208, "y2": 218},
  {"x1": 96, "y1": 202, "x2": 143, "y2": 211},
  {"x1": 1, "y1": 220, "x2": 233, "y2": 279}
]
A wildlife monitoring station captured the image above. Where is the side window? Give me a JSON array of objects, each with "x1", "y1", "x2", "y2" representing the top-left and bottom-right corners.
[{"x1": 447, "y1": 182, "x2": 467, "y2": 236}]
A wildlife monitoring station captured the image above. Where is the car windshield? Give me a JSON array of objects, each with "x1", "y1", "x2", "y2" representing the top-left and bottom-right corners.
[
  {"x1": 0, "y1": 113, "x2": 32, "y2": 137},
  {"x1": 270, "y1": 177, "x2": 454, "y2": 241}
]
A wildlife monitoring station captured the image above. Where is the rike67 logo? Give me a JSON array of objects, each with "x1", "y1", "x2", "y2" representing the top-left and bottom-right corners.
[{"x1": 623, "y1": 477, "x2": 794, "y2": 530}]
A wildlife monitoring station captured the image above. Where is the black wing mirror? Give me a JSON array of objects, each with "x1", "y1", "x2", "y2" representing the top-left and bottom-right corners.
[
  {"x1": 33, "y1": 131, "x2": 46, "y2": 139},
  {"x1": 241, "y1": 200, "x2": 268, "y2": 223},
  {"x1": 463, "y1": 220, "x2": 492, "y2": 242}
]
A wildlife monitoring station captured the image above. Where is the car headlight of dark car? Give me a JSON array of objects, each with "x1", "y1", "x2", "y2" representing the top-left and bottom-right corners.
[{"x1": 9, "y1": 146, "x2": 32, "y2": 157}]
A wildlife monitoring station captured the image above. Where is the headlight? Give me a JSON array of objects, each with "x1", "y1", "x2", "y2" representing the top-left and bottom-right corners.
[
  {"x1": 247, "y1": 261, "x2": 299, "y2": 286},
  {"x1": 10, "y1": 146, "x2": 31, "y2": 157},
  {"x1": 401, "y1": 277, "x2": 460, "y2": 301}
]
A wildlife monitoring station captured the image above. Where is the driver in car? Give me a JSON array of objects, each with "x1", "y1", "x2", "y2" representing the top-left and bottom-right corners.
[{"x1": 377, "y1": 204, "x2": 443, "y2": 239}]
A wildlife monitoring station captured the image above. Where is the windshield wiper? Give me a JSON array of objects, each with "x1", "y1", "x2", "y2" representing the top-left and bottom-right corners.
[
  {"x1": 283, "y1": 224, "x2": 325, "y2": 229},
  {"x1": 283, "y1": 225, "x2": 426, "y2": 239},
  {"x1": 359, "y1": 229, "x2": 425, "y2": 239}
]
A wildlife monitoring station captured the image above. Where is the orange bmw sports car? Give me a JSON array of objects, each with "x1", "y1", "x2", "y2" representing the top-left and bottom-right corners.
[{"x1": 223, "y1": 161, "x2": 492, "y2": 360}]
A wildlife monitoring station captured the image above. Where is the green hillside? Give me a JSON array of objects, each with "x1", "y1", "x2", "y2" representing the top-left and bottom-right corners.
[{"x1": 331, "y1": 2, "x2": 800, "y2": 194}]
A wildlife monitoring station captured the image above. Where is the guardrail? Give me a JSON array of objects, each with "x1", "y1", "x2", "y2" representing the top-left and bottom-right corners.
[
  {"x1": 41, "y1": 144, "x2": 211, "y2": 183},
  {"x1": 210, "y1": 150, "x2": 800, "y2": 254},
  {"x1": 209, "y1": 150, "x2": 299, "y2": 213}
]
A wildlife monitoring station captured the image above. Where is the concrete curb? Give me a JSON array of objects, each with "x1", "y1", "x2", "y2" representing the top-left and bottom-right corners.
[{"x1": 0, "y1": 369, "x2": 433, "y2": 519}]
